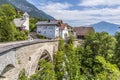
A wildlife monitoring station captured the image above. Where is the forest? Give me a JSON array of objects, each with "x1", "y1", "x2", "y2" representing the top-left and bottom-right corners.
[{"x1": 19, "y1": 32, "x2": 120, "y2": 80}]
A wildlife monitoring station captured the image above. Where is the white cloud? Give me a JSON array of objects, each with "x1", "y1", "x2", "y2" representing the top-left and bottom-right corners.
[
  {"x1": 39, "y1": 2, "x2": 120, "y2": 26},
  {"x1": 79, "y1": 0, "x2": 120, "y2": 7},
  {"x1": 41, "y1": 2, "x2": 72, "y2": 10},
  {"x1": 28, "y1": 1, "x2": 120, "y2": 26}
]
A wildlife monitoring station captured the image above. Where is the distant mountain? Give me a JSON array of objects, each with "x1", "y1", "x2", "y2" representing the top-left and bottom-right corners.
[
  {"x1": 91, "y1": 21, "x2": 120, "y2": 35},
  {"x1": 0, "y1": 0, "x2": 55, "y2": 20}
]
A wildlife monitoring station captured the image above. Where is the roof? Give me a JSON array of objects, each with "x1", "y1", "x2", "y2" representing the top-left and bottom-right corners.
[
  {"x1": 73, "y1": 27, "x2": 95, "y2": 35},
  {"x1": 59, "y1": 24, "x2": 68, "y2": 30},
  {"x1": 23, "y1": 12, "x2": 29, "y2": 16},
  {"x1": 13, "y1": 18, "x2": 26, "y2": 27},
  {"x1": 36, "y1": 21, "x2": 58, "y2": 26}
]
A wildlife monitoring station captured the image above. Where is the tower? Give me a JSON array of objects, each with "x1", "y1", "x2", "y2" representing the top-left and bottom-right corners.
[{"x1": 22, "y1": 12, "x2": 29, "y2": 31}]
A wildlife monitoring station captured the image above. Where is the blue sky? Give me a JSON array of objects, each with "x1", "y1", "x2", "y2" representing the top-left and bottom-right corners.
[{"x1": 27, "y1": 0, "x2": 120, "y2": 26}]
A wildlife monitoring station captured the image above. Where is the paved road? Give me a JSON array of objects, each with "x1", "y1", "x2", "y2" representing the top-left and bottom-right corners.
[{"x1": 0, "y1": 39, "x2": 51, "y2": 48}]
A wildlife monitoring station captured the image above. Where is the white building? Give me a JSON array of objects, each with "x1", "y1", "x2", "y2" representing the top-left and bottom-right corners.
[
  {"x1": 36, "y1": 20, "x2": 69, "y2": 39},
  {"x1": 36, "y1": 21, "x2": 59, "y2": 39},
  {"x1": 13, "y1": 12, "x2": 29, "y2": 31},
  {"x1": 59, "y1": 24, "x2": 69, "y2": 39}
]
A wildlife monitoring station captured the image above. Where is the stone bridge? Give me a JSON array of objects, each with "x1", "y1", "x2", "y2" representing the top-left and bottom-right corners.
[{"x1": 0, "y1": 40, "x2": 59, "y2": 80}]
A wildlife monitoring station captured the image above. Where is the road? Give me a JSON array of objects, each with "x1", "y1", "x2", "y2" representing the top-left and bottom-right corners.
[{"x1": 0, "y1": 39, "x2": 51, "y2": 48}]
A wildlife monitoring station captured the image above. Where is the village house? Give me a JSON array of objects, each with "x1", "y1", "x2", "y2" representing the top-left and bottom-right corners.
[
  {"x1": 13, "y1": 12, "x2": 29, "y2": 31},
  {"x1": 36, "y1": 20, "x2": 69, "y2": 39},
  {"x1": 59, "y1": 23, "x2": 69, "y2": 39},
  {"x1": 73, "y1": 27, "x2": 95, "y2": 39},
  {"x1": 36, "y1": 20, "x2": 59, "y2": 39}
]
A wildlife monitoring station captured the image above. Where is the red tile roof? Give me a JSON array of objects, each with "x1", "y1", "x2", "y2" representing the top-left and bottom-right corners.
[{"x1": 73, "y1": 27, "x2": 95, "y2": 35}]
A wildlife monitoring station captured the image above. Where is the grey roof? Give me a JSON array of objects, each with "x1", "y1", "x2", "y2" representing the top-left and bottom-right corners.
[
  {"x1": 13, "y1": 18, "x2": 26, "y2": 27},
  {"x1": 36, "y1": 21, "x2": 58, "y2": 26}
]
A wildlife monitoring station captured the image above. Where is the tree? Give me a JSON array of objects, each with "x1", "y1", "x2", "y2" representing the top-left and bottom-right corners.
[
  {"x1": 54, "y1": 51, "x2": 65, "y2": 80},
  {"x1": 113, "y1": 32, "x2": 120, "y2": 69},
  {"x1": 95, "y1": 56, "x2": 120, "y2": 80},
  {"x1": 85, "y1": 32, "x2": 116, "y2": 62},
  {"x1": 18, "y1": 69, "x2": 27, "y2": 80},
  {"x1": 29, "y1": 59, "x2": 56, "y2": 80},
  {"x1": 0, "y1": 16, "x2": 17, "y2": 42},
  {"x1": 0, "y1": 4, "x2": 16, "y2": 20}
]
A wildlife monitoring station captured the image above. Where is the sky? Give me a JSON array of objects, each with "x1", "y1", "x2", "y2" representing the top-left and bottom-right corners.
[{"x1": 27, "y1": 0, "x2": 120, "y2": 26}]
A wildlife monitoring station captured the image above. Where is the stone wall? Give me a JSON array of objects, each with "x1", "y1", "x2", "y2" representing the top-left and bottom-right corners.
[{"x1": 0, "y1": 41, "x2": 58, "y2": 80}]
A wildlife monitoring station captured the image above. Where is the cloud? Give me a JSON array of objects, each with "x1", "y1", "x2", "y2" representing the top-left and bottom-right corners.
[
  {"x1": 42, "y1": 2, "x2": 72, "y2": 10},
  {"x1": 39, "y1": 2, "x2": 120, "y2": 26},
  {"x1": 79, "y1": 0, "x2": 120, "y2": 7},
  {"x1": 28, "y1": 0, "x2": 120, "y2": 26}
]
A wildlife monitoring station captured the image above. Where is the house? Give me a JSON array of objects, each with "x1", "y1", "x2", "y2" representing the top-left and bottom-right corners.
[
  {"x1": 36, "y1": 20, "x2": 69, "y2": 39},
  {"x1": 59, "y1": 23, "x2": 69, "y2": 39},
  {"x1": 13, "y1": 12, "x2": 29, "y2": 31},
  {"x1": 36, "y1": 20, "x2": 59, "y2": 39},
  {"x1": 73, "y1": 27, "x2": 95, "y2": 39}
]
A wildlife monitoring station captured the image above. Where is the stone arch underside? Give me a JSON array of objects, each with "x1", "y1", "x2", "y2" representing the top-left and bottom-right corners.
[
  {"x1": 36, "y1": 49, "x2": 52, "y2": 71},
  {"x1": 0, "y1": 64, "x2": 15, "y2": 78},
  {"x1": 40, "y1": 49, "x2": 52, "y2": 61},
  {"x1": 26, "y1": 48, "x2": 53, "y2": 76}
]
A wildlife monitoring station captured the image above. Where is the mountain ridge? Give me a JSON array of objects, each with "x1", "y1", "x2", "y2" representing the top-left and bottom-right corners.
[
  {"x1": 91, "y1": 21, "x2": 120, "y2": 35},
  {"x1": 0, "y1": 0, "x2": 55, "y2": 20}
]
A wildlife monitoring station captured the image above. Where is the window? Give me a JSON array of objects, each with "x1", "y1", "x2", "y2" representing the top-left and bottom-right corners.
[
  {"x1": 38, "y1": 31, "x2": 41, "y2": 33},
  {"x1": 44, "y1": 31, "x2": 46, "y2": 34},
  {"x1": 49, "y1": 26, "x2": 53, "y2": 29},
  {"x1": 43, "y1": 26, "x2": 47, "y2": 29}
]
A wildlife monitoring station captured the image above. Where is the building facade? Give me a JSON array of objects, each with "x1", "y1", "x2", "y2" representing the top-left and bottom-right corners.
[
  {"x1": 36, "y1": 20, "x2": 69, "y2": 39},
  {"x1": 59, "y1": 24, "x2": 69, "y2": 39},
  {"x1": 73, "y1": 27, "x2": 95, "y2": 39},
  {"x1": 13, "y1": 12, "x2": 29, "y2": 31},
  {"x1": 36, "y1": 21, "x2": 59, "y2": 39}
]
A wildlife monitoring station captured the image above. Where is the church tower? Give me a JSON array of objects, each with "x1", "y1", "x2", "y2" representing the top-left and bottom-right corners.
[{"x1": 23, "y1": 12, "x2": 29, "y2": 31}]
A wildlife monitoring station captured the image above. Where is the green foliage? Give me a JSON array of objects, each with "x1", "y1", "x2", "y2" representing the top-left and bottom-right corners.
[
  {"x1": 17, "y1": 32, "x2": 120, "y2": 80},
  {"x1": 85, "y1": 32, "x2": 116, "y2": 62},
  {"x1": 67, "y1": 35, "x2": 75, "y2": 45},
  {"x1": 18, "y1": 69, "x2": 27, "y2": 80},
  {"x1": 54, "y1": 51, "x2": 65, "y2": 80},
  {"x1": 0, "y1": 16, "x2": 17, "y2": 42},
  {"x1": 0, "y1": 4, "x2": 29, "y2": 42},
  {"x1": 95, "y1": 56, "x2": 120, "y2": 80},
  {"x1": 29, "y1": 59, "x2": 56, "y2": 80},
  {"x1": 30, "y1": 17, "x2": 47, "y2": 32},
  {"x1": 0, "y1": 4, "x2": 16, "y2": 20},
  {"x1": 113, "y1": 32, "x2": 120, "y2": 68},
  {"x1": 36, "y1": 34, "x2": 47, "y2": 39},
  {"x1": 58, "y1": 39, "x2": 64, "y2": 51}
]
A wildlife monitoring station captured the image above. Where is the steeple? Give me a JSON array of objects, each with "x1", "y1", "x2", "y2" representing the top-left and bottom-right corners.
[{"x1": 23, "y1": 12, "x2": 29, "y2": 17}]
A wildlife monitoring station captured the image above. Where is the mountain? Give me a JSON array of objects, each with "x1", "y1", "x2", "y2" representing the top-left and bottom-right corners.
[
  {"x1": 0, "y1": 0, "x2": 55, "y2": 20},
  {"x1": 91, "y1": 21, "x2": 120, "y2": 35}
]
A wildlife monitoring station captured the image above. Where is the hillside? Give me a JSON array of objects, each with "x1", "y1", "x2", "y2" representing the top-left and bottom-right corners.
[
  {"x1": 91, "y1": 21, "x2": 120, "y2": 35},
  {"x1": 0, "y1": 0, "x2": 55, "y2": 20}
]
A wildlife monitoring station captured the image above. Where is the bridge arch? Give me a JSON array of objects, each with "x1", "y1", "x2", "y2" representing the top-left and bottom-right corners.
[
  {"x1": 36, "y1": 49, "x2": 52, "y2": 71},
  {"x1": 40, "y1": 49, "x2": 52, "y2": 61},
  {"x1": 0, "y1": 64, "x2": 15, "y2": 78}
]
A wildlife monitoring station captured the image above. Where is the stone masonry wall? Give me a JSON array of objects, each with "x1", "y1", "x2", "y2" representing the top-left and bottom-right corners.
[{"x1": 0, "y1": 41, "x2": 58, "y2": 80}]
